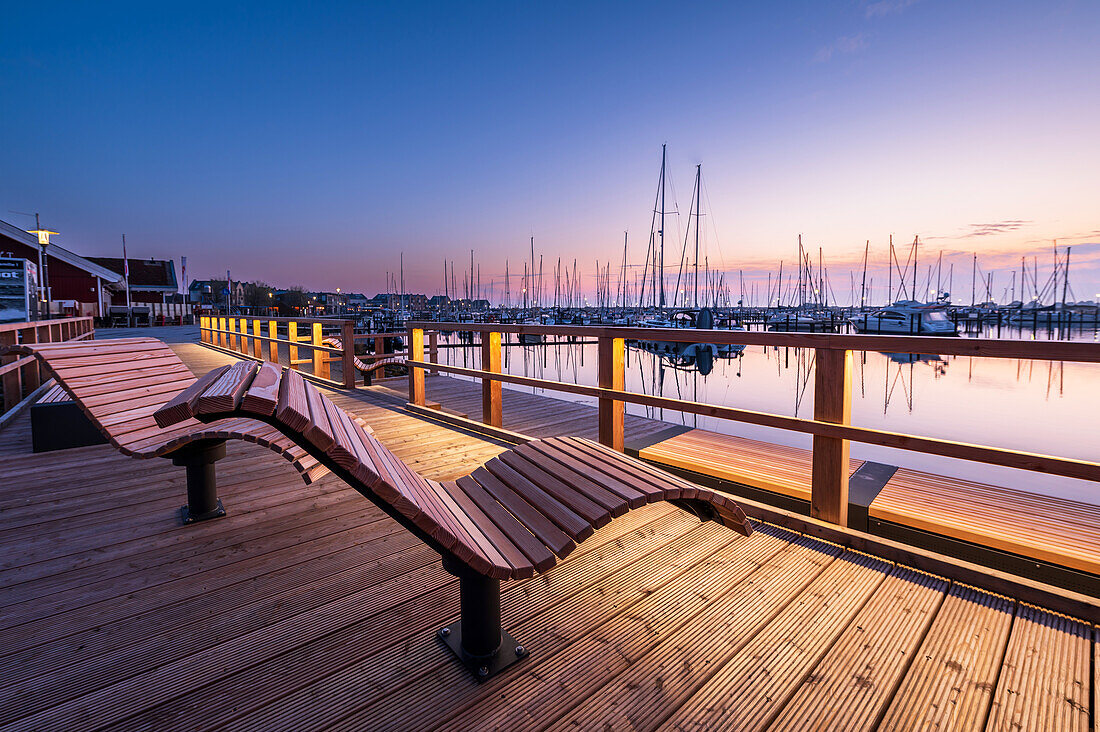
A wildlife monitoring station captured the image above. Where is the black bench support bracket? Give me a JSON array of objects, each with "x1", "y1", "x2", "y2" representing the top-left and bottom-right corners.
[
  {"x1": 438, "y1": 556, "x2": 528, "y2": 680},
  {"x1": 172, "y1": 439, "x2": 228, "y2": 524}
]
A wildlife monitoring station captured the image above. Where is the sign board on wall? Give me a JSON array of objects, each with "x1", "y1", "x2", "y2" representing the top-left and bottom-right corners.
[{"x1": 0, "y1": 257, "x2": 39, "y2": 323}]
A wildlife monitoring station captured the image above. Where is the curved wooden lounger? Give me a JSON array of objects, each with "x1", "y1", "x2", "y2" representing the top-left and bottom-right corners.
[
  {"x1": 321, "y1": 337, "x2": 406, "y2": 383},
  {"x1": 155, "y1": 358, "x2": 753, "y2": 677},
  {"x1": 2, "y1": 338, "x2": 336, "y2": 521}
]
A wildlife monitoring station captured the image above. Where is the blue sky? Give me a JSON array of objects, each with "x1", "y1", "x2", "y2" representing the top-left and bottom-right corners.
[{"x1": 2, "y1": 1, "x2": 1098, "y2": 301}]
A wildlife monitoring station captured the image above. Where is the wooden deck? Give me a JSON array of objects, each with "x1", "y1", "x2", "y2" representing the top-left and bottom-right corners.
[{"x1": 0, "y1": 337, "x2": 1096, "y2": 731}]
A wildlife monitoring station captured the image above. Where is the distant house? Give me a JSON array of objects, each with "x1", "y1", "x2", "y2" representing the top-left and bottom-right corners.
[
  {"x1": 428, "y1": 295, "x2": 451, "y2": 309},
  {"x1": 370, "y1": 293, "x2": 428, "y2": 310},
  {"x1": 189, "y1": 279, "x2": 245, "y2": 307},
  {"x1": 0, "y1": 217, "x2": 124, "y2": 317},
  {"x1": 88, "y1": 257, "x2": 179, "y2": 305}
]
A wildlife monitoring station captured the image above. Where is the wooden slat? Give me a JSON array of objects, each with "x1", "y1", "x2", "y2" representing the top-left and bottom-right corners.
[
  {"x1": 441, "y1": 480, "x2": 535, "y2": 579},
  {"x1": 483, "y1": 457, "x2": 594, "y2": 542},
  {"x1": 496, "y1": 450, "x2": 612, "y2": 527},
  {"x1": 301, "y1": 380, "x2": 337, "y2": 452},
  {"x1": 454, "y1": 475, "x2": 557, "y2": 572},
  {"x1": 769, "y1": 567, "x2": 948, "y2": 730},
  {"x1": 196, "y1": 361, "x2": 257, "y2": 415},
  {"x1": 154, "y1": 365, "x2": 230, "y2": 427},
  {"x1": 513, "y1": 442, "x2": 630, "y2": 514},
  {"x1": 275, "y1": 369, "x2": 311, "y2": 433},
  {"x1": 242, "y1": 362, "x2": 282, "y2": 416},
  {"x1": 470, "y1": 467, "x2": 575, "y2": 558}
]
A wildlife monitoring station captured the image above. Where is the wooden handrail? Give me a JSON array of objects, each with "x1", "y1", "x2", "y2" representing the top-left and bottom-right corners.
[
  {"x1": 199, "y1": 316, "x2": 359, "y2": 388},
  {"x1": 408, "y1": 321, "x2": 1100, "y2": 362},
  {"x1": 0, "y1": 316, "x2": 95, "y2": 420},
  {"x1": 405, "y1": 322, "x2": 1100, "y2": 529}
]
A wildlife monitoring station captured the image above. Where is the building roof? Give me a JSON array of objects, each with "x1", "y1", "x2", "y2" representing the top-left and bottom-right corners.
[
  {"x1": 89, "y1": 257, "x2": 178, "y2": 292},
  {"x1": 0, "y1": 218, "x2": 124, "y2": 284}
]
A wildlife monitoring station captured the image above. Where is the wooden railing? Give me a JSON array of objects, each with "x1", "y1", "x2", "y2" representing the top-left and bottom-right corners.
[
  {"x1": 0, "y1": 316, "x2": 95, "y2": 419},
  {"x1": 199, "y1": 315, "x2": 358, "y2": 388},
  {"x1": 407, "y1": 321, "x2": 1100, "y2": 527}
]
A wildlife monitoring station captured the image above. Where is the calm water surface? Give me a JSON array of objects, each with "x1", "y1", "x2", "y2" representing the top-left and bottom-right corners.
[{"x1": 434, "y1": 326, "x2": 1100, "y2": 503}]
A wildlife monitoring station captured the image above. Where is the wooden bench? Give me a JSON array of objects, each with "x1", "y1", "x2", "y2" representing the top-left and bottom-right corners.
[
  {"x1": 30, "y1": 383, "x2": 109, "y2": 452},
  {"x1": 154, "y1": 358, "x2": 753, "y2": 679},
  {"x1": 3, "y1": 338, "x2": 334, "y2": 523},
  {"x1": 640, "y1": 427, "x2": 1100, "y2": 593},
  {"x1": 321, "y1": 337, "x2": 406, "y2": 384}
]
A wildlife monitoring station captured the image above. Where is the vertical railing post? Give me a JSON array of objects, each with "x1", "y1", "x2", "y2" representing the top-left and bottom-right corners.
[
  {"x1": 341, "y1": 320, "x2": 356, "y2": 389},
  {"x1": 252, "y1": 319, "x2": 262, "y2": 359},
  {"x1": 409, "y1": 327, "x2": 425, "y2": 406},
  {"x1": 0, "y1": 331, "x2": 21, "y2": 410},
  {"x1": 288, "y1": 321, "x2": 299, "y2": 369},
  {"x1": 312, "y1": 322, "x2": 327, "y2": 379},
  {"x1": 228, "y1": 318, "x2": 238, "y2": 352},
  {"x1": 481, "y1": 330, "x2": 502, "y2": 427},
  {"x1": 22, "y1": 324, "x2": 40, "y2": 393},
  {"x1": 597, "y1": 336, "x2": 625, "y2": 451},
  {"x1": 238, "y1": 317, "x2": 249, "y2": 354},
  {"x1": 428, "y1": 331, "x2": 439, "y2": 375},
  {"x1": 268, "y1": 320, "x2": 279, "y2": 363},
  {"x1": 199, "y1": 316, "x2": 207, "y2": 344},
  {"x1": 810, "y1": 348, "x2": 853, "y2": 525}
]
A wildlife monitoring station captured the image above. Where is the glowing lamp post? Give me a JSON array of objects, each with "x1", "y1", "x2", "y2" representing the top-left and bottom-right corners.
[{"x1": 27, "y1": 226, "x2": 59, "y2": 318}]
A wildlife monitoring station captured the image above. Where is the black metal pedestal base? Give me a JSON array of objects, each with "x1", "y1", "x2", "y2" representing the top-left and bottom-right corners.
[
  {"x1": 180, "y1": 499, "x2": 226, "y2": 524},
  {"x1": 171, "y1": 439, "x2": 228, "y2": 525},
  {"x1": 439, "y1": 556, "x2": 530, "y2": 680},
  {"x1": 437, "y1": 622, "x2": 528, "y2": 680}
]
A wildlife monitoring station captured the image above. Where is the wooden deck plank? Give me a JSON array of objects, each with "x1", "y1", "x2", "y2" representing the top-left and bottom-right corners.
[
  {"x1": 435, "y1": 525, "x2": 796, "y2": 732},
  {"x1": 878, "y1": 584, "x2": 1016, "y2": 730},
  {"x1": 655, "y1": 551, "x2": 892, "y2": 731},
  {"x1": 769, "y1": 567, "x2": 949, "y2": 731},
  {"x1": 104, "y1": 507, "x2": 686, "y2": 732},
  {"x1": 985, "y1": 603, "x2": 1092, "y2": 731},
  {"x1": 547, "y1": 534, "x2": 844, "y2": 731}
]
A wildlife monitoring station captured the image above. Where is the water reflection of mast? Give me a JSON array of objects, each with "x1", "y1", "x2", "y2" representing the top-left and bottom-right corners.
[
  {"x1": 883, "y1": 359, "x2": 915, "y2": 414},
  {"x1": 793, "y1": 349, "x2": 814, "y2": 417}
]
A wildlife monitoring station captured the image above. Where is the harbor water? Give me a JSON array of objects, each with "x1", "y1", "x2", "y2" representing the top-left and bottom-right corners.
[{"x1": 433, "y1": 325, "x2": 1100, "y2": 503}]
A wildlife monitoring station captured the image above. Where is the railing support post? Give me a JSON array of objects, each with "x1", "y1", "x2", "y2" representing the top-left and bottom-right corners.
[
  {"x1": 481, "y1": 331, "x2": 502, "y2": 427},
  {"x1": 810, "y1": 348, "x2": 852, "y2": 525},
  {"x1": 341, "y1": 320, "x2": 356, "y2": 388},
  {"x1": 429, "y1": 331, "x2": 439, "y2": 375},
  {"x1": 268, "y1": 320, "x2": 278, "y2": 362},
  {"x1": 312, "y1": 323, "x2": 327, "y2": 379},
  {"x1": 252, "y1": 319, "x2": 262, "y2": 359},
  {"x1": 409, "y1": 327, "x2": 426, "y2": 405},
  {"x1": 288, "y1": 321, "x2": 299, "y2": 369},
  {"x1": 597, "y1": 336, "x2": 625, "y2": 451}
]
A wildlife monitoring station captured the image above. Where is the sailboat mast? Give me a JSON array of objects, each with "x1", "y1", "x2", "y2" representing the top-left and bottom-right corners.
[
  {"x1": 659, "y1": 143, "x2": 666, "y2": 309},
  {"x1": 860, "y1": 241, "x2": 869, "y2": 308},
  {"x1": 693, "y1": 163, "x2": 701, "y2": 308}
]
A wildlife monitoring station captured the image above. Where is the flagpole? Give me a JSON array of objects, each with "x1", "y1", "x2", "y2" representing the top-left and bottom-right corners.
[{"x1": 122, "y1": 234, "x2": 132, "y2": 309}]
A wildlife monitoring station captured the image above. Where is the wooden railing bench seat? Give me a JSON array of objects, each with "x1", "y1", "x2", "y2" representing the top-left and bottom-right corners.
[
  {"x1": 154, "y1": 358, "x2": 753, "y2": 679},
  {"x1": 321, "y1": 337, "x2": 407, "y2": 385},
  {"x1": 639, "y1": 427, "x2": 1100, "y2": 589},
  {"x1": 30, "y1": 383, "x2": 109, "y2": 453},
  {"x1": 2, "y1": 338, "x2": 334, "y2": 522}
]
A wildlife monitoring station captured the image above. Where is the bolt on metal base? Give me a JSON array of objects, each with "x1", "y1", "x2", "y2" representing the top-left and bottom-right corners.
[
  {"x1": 180, "y1": 499, "x2": 226, "y2": 524},
  {"x1": 437, "y1": 622, "x2": 529, "y2": 681}
]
